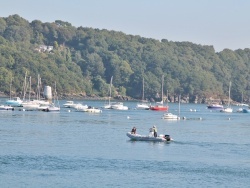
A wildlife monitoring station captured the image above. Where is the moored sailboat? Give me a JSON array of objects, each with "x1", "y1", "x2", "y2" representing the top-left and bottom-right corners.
[
  {"x1": 150, "y1": 75, "x2": 169, "y2": 111},
  {"x1": 103, "y1": 76, "x2": 113, "y2": 109},
  {"x1": 136, "y1": 77, "x2": 150, "y2": 110},
  {"x1": 220, "y1": 81, "x2": 233, "y2": 113}
]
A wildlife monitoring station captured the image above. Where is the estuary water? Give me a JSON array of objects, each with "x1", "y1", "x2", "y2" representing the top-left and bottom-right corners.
[{"x1": 0, "y1": 99, "x2": 250, "y2": 188}]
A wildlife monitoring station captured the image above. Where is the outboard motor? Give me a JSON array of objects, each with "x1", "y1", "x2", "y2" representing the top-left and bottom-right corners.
[{"x1": 165, "y1": 135, "x2": 171, "y2": 141}]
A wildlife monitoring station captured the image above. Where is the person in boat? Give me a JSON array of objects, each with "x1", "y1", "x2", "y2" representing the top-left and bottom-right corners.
[
  {"x1": 149, "y1": 127, "x2": 154, "y2": 137},
  {"x1": 131, "y1": 127, "x2": 136, "y2": 134},
  {"x1": 152, "y1": 125, "x2": 157, "y2": 137}
]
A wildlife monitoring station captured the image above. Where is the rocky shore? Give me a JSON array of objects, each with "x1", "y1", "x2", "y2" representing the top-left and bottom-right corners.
[{"x1": 0, "y1": 91, "x2": 245, "y2": 105}]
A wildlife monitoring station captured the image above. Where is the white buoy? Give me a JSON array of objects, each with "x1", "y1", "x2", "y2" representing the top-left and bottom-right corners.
[
  {"x1": 68, "y1": 110, "x2": 71, "y2": 112},
  {"x1": 228, "y1": 118, "x2": 231, "y2": 120},
  {"x1": 127, "y1": 116, "x2": 130, "y2": 119}
]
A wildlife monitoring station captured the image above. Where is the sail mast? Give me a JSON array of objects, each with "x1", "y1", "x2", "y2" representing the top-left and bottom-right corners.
[
  {"x1": 162, "y1": 75, "x2": 164, "y2": 103},
  {"x1": 228, "y1": 81, "x2": 231, "y2": 107},
  {"x1": 142, "y1": 77, "x2": 144, "y2": 101},
  {"x1": 109, "y1": 76, "x2": 113, "y2": 105}
]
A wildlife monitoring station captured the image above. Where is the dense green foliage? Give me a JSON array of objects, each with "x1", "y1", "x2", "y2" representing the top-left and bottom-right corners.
[{"x1": 1, "y1": 14, "x2": 250, "y2": 103}]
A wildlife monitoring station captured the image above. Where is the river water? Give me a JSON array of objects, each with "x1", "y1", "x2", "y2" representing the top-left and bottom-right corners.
[{"x1": 0, "y1": 100, "x2": 250, "y2": 187}]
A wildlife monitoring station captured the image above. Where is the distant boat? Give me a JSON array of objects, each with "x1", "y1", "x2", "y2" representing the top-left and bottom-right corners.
[
  {"x1": 74, "y1": 103, "x2": 88, "y2": 111},
  {"x1": 236, "y1": 92, "x2": 249, "y2": 107},
  {"x1": 81, "y1": 106, "x2": 102, "y2": 113},
  {"x1": 126, "y1": 132, "x2": 172, "y2": 142},
  {"x1": 237, "y1": 103, "x2": 249, "y2": 107},
  {"x1": 242, "y1": 109, "x2": 250, "y2": 113},
  {"x1": 220, "y1": 81, "x2": 233, "y2": 113},
  {"x1": 0, "y1": 105, "x2": 14, "y2": 111},
  {"x1": 111, "y1": 102, "x2": 128, "y2": 110},
  {"x1": 103, "y1": 76, "x2": 113, "y2": 109},
  {"x1": 5, "y1": 77, "x2": 23, "y2": 107},
  {"x1": 162, "y1": 95, "x2": 180, "y2": 120},
  {"x1": 63, "y1": 101, "x2": 77, "y2": 108},
  {"x1": 136, "y1": 77, "x2": 150, "y2": 110},
  {"x1": 136, "y1": 103, "x2": 150, "y2": 110},
  {"x1": 6, "y1": 97, "x2": 23, "y2": 107},
  {"x1": 21, "y1": 75, "x2": 49, "y2": 110},
  {"x1": 162, "y1": 113, "x2": 179, "y2": 120},
  {"x1": 207, "y1": 103, "x2": 224, "y2": 110},
  {"x1": 150, "y1": 75, "x2": 169, "y2": 111}
]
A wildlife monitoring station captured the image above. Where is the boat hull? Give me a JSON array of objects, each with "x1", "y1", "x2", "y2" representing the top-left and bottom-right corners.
[
  {"x1": 220, "y1": 107, "x2": 233, "y2": 113},
  {"x1": 126, "y1": 132, "x2": 172, "y2": 142},
  {"x1": 162, "y1": 113, "x2": 179, "y2": 119},
  {"x1": 111, "y1": 102, "x2": 128, "y2": 110},
  {"x1": 82, "y1": 107, "x2": 102, "y2": 113},
  {"x1": 6, "y1": 97, "x2": 23, "y2": 107},
  {"x1": 0, "y1": 105, "x2": 14, "y2": 110},
  {"x1": 242, "y1": 109, "x2": 250, "y2": 113},
  {"x1": 136, "y1": 103, "x2": 150, "y2": 110},
  {"x1": 207, "y1": 105, "x2": 223, "y2": 110},
  {"x1": 150, "y1": 105, "x2": 168, "y2": 111}
]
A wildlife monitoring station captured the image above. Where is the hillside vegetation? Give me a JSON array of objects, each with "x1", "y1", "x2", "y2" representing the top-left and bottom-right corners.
[{"x1": 1, "y1": 14, "x2": 250, "y2": 103}]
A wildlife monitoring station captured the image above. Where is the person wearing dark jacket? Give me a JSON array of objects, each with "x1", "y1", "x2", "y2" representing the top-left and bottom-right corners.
[
  {"x1": 152, "y1": 125, "x2": 157, "y2": 137},
  {"x1": 131, "y1": 127, "x2": 136, "y2": 134}
]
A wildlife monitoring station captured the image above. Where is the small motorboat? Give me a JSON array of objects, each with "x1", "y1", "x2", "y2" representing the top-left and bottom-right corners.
[
  {"x1": 207, "y1": 103, "x2": 224, "y2": 110},
  {"x1": 43, "y1": 103, "x2": 60, "y2": 112},
  {"x1": 5, "y1": 97, "x2": 23, "y2": 107},
  {"x1": 162, "y1": 113, "x2": 180, "y2": 120},
  {"x1": 242, "y1": 108, "x2": 250, "y2": 113},
  {"x1": 220, "y1": 107, "x2": 233, "y2": 113},
  {"x1": 136, "y1": 102, "x2": 150, "y2": 110},
  {"x1": 110, "y1": 102, "x2": 128, "y2": 110},
  {"x1": 126, "y1": 132, "x2": 172, "y2": 142},
  {"x1": 82, "y1": 106, "x2": 102, "y2": 113},
  {"x1": 0, "y1": 105, "x2": 14, "y2": 111},
  {"x1": 150, "y1": 103, "x2": 169, "y2": 111},
  {"x1": 63, "y1": 101, "x2": 77, "y2": 108},
  {"x1": 74, "y1": 103, "x2": 88, "y2": 111}
]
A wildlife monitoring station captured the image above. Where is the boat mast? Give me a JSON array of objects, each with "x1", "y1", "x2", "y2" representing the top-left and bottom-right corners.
[
  {"x1": 28, "y1": 76, "x2": 31, "y2": 101},
  {"x1": 9, "y1": 77, "x2": 12, "y2": 100},
  {"x1": 228, "y1": 81, "x2": 231, "y2": 107},
  {"x1": 161, "y1": 75, "x2": 164, "y2": 104},
  {"x1": 109, "y1": 76, "x2": 113, "y2": 105},
  {"x1": 241, "y1": 91, "x2": 243, "y2": 104},
  {"x1": 142, "y1": 77, "x2": 144, "y2": 101},
  {"x1": 37, "y1": 74, "x2": 41, "y2": 100},
  {"x1": 178, "y1": 95, "x2": 181, "y2": 117},
  {"x1": 22, "y1": 71, "x2": 28, "y2": 101}
]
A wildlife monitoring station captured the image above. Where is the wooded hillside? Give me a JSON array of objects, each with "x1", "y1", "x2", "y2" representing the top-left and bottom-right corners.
[{"x1": 1, "y1": 14, "x2": 250, "y2": 103}]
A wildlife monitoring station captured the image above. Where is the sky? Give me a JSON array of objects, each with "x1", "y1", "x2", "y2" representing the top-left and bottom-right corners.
[{"x1": 1, "y1": 0, "x2": 250, "y2": 52}]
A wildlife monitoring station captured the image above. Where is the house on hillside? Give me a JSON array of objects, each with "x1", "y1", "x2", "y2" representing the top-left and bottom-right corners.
[{"x1": 35, "y1": 45, "x2": 53, "y2": 52}]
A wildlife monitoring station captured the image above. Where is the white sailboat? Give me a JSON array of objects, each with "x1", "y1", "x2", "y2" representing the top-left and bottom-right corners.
[
  {"x1": 136, "y1": 77, "x2": 150, "y2": 110},
  {"x1": 162, "y1": 95, "x2": 180, "y2": 120},
  {"x1": 220, "y1": 81, "x2": 233, "y2": 113},
  {"x1": 103, "y1": 76, "x2": 128, "y2": 110},
  {"x1": 150, "y1": 75, "x2": 169, "y2": 111},
  {"x1": 103, "y1": 76, "x2": 113, "y2": 109},
  {"x1": 22, "y1": 76, "x2": 40, "y2": 110}
]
